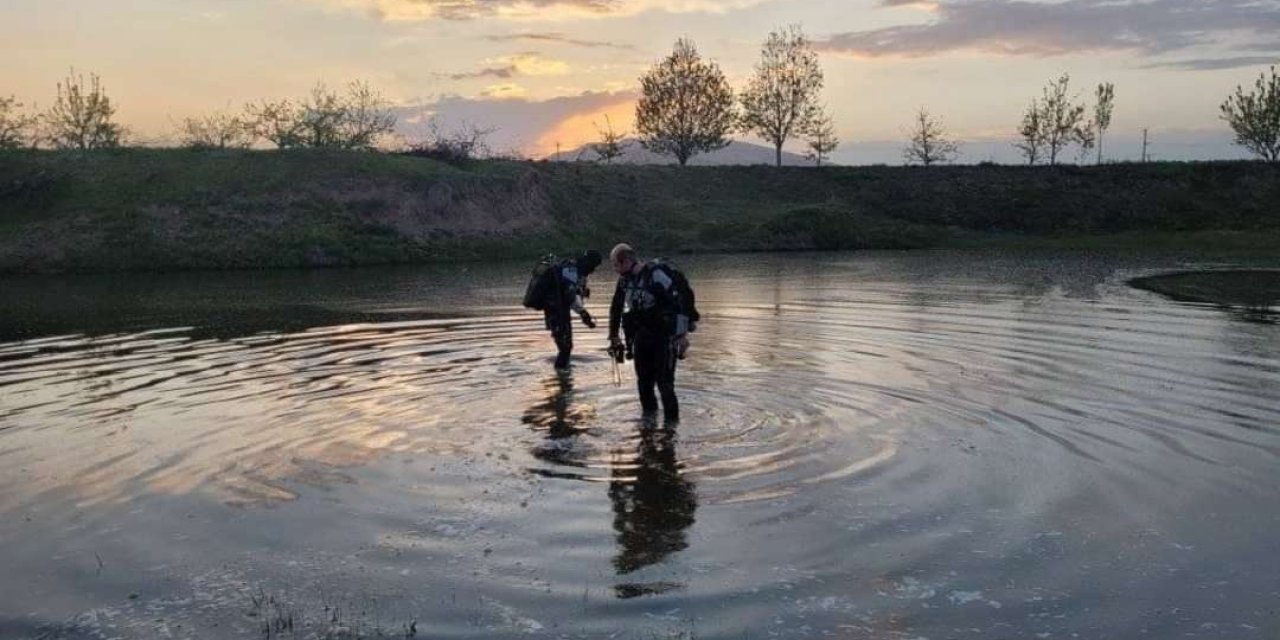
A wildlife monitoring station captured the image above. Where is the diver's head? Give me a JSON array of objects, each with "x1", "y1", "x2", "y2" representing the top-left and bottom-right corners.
[
  {"x1": 609, "y1": 243, "x2": 637, "y2": 276},
  {"x1": 578, "y1": 249, "x2": 603, "y2": 275}
]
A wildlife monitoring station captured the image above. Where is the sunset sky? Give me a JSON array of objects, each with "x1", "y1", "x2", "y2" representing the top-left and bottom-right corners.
[{"x1": 4, "y1": 0, "x2": 1278, "y2": 163}]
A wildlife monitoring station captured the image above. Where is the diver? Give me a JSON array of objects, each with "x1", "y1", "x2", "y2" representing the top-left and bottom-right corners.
[
  {"x1": 606, "y1": 243, "x2": 699, "y2": 423},
  {"x1": 524, "y1": 250, "x2": 603, "y2": 370}
]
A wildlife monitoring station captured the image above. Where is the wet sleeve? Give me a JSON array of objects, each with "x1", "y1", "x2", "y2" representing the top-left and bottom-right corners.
[{"x1": 608, "y1": 278, "x2": 625, "y2": 339}]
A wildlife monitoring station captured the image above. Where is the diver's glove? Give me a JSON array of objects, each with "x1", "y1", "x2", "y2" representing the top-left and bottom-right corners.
[
  {"x1": 578, "y1": 310, "x2": 596, "y2": 329},
  {"x1": 607, "y1": 336, "x2": 626, "y2": 363},
  {"x1": 673, "y1": 334, "x2": 690, "y2": 360}
]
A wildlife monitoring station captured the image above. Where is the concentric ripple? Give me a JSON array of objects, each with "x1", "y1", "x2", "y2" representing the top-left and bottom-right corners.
[{"x1": 2, "y1": 253, "x2": 1279, "y2": 639}]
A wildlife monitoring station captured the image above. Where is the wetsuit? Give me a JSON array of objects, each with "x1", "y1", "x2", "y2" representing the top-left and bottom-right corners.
[
  {"x1": 608, "y1": 261, "x2": 696, "y2": 421},
  {"x1": 544, "y1": 260, "x2": 593, "y2": 369}
]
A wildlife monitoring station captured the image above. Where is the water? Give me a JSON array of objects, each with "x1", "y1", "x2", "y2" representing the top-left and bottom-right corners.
[{"x1": 1, "y1": 251, "x2": 1278, "y2": 639}]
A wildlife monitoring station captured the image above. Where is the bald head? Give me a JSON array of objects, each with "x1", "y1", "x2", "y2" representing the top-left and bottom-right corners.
[{"x1": 609, "y1": 243, "x2": 637, "y2": 275}]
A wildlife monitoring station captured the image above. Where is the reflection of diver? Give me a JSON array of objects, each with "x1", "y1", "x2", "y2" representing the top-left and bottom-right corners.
[
  {"x1": 609, "y1": 423, "x2": 697, "y2": 576},
  {"x1": 522, "y1": 372, "x2": 593, "y2": 470}
]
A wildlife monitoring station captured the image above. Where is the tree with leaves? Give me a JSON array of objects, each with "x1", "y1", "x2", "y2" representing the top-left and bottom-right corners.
[
  {"x1": 591, "y1": 114, "x2": 629, "y2": 163},
  {"x1": 179, "y1": 111, "x2": 254, "y2": 149},
  {"x1": 903, "y1": 108, "x2": 959, "y2": 166},
  {"x1": 804, "y1": 110, "x2": 839, "y2": 167},
  {"x1": 245, "y1": 98, "x2": 302, "y2": 148},
  {"x1": 635, "y1": 38, "x2": 736, "y2": 166},
  {"x1": 44, "y1": 70, "x2": 124, "y2": 149},
  {"x1": 1220, "y1": 65, "x2": 1280, "y2": 162},
  {"x1": 244, "y1": 81, "x2": 395, "y2": 150},
  {"x1": 739, "y1": 25, "x2": 825, "y2": 167},
  {"x1": 1093, "y1": 82, "x2": 1115, "y2": 164},
  {"x1": 0, "y1": 96, "x2": 38, "y2": 149},
  {"x1": 1036, "y1": 74, "x2": 1090, "y2": 165}
]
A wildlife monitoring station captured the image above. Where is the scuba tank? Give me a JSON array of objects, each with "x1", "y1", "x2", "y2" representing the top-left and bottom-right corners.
[{"x1": 522, "y1": 254, "x2": 559, "y2": 310}]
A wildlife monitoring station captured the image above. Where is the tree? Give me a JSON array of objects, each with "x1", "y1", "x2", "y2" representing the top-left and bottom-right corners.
[
  {"x1": 739, "y1": 25, "x2": 825, "y2": 167},
  {"x1": 178, "y1": 111, "x2": 254, "y2": 149},
  {"x1": 1093, "y1": 82, "x2": 1115, "y2": 164},
  {"x1": 244, "y1": 81, "x2": 396, "y2": 150},
  {"x1": 1220, "y1": 65, "x2": 1280, "y2": 162},
  {"x1": 635, "y1": 38, "x2": 736, "y2": 166},
  {"x1": 336, "y1": 81, "x2": 397, "y2": 150},
  {"x1": 0, "y1": 95, "x2": 38, "y2": 149},
  {"x1": 591, "y1": 114, "x2": 629, "y2": 163},
  {"x1": 902, "y1": 108, "x2": 959, "y2": 166},
  {"x1": 804, "y1": 110, "x2": 839, "y2": 167},
  {"x1": 404, "y1": 119, "x2": 497, "y2": 164},
  {"x1": 1015, "y1": 99, "x2": 1044, "y2": 165},
  {"x1": 44, "y1": 70, "x2": 124, "y2": 149},
  {"x1": 244, "y1": 98, "x2": 303, "y2": 148},
  {"x1": 1037, "y1": 73, "x2": 1089, "y2": 165}
]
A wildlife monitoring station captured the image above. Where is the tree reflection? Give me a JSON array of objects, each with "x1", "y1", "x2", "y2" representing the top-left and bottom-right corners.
[{"x1": 609, "y1": 424, "x2": 698, "y2": 578}]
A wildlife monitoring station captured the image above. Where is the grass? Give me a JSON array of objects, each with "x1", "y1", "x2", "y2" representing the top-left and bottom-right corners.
[{"x1": 1, "y1": 148, "x2": 1278, "y2": 273}]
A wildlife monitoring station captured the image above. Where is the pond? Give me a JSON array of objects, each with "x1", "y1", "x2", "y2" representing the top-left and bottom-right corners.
[{"x1": 1, "y1": 250, "x2": 1278, "y2": 639}]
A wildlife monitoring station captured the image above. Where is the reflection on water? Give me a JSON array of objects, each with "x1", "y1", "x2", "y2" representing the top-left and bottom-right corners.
[
  {"x1": 1, "y1": 251, "x2": 1279, "y2": 639},
  {"x1": 609, "y1": 424, "x2": 697, "y2": 580}
]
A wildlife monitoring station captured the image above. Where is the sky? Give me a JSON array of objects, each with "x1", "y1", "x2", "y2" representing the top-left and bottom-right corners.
[{"x1": 3, "y1": 0, "x2": 1278, "y2": 164}]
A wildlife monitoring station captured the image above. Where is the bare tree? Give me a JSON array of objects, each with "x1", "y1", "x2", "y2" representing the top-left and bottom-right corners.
[
  {"x1": 591, "y1": 114, "x2": 629, "y2": 163},
  {"x1": 1221, "y1": 65, "x2": 1280, "y2": 162},
  {"x1": 0, "y1": 95, "x2": 38, "y2": 149},
  {"x1": 178, "y1": 111, "x2": 254, "y2": 149},
  {"x1": 636, "y1": 38, "x2": 736, "y2": 166},
  {"x1": 406, "y1": 119, "x2": 497, "y2": 164},
  {"x1": 903, "y1": 108, "x2": 959, "y2": 166},
  {"x1": 804, "y1": 110, "x2": 839, "y2": 167},
  {"x1": 335, "y1": 81, "x2": 397, "y2": 150},
  {"x1": 1015, "y1": 99, "x2": 1044, "y2": 165},
  {"x1": 44, "y1": 70, "x2": 125, "y2": 149},
  {"x1": 1093, "y1": 82, "x2": 1115, "y2": 164},
  {"x1": 739, "y1": 25, "x2": 825, "y2": 167}
]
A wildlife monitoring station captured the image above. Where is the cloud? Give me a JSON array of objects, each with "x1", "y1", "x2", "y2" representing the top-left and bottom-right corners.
[
  {"x1": 445, "y1": 52, "x2": 570, "y2": 81},
  {"x1": 313, "y1": 0, "x2": 766, "y2": 21},
  {"x1": 819, "y1": 0, "x2": 1280, "y2": 58},
  {"x1": 877, "y1": 0, "x2": 938, "y2": 9},
  {"x1": 498, "y1": 52, "x2": 571, "y2": 75},
  {"x1": 1143, "y1": 56, "x2": 1280, "y2": 71},
  {"x1": 449, "y1": 66, "x2": 518, "y2": 80},
  {"x1": 481, "y1": 82, "x2": 530, "y2": 97},
  {"x1": 394, "y1": 89, "x2": 637, "y2": 154},
  {"x1": 484, "y1": 32, "x2": 634, "y2": 49}
]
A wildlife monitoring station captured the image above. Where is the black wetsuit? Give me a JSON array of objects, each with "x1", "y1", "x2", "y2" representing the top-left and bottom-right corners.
[
  {"x1": 543, "y1": 260, "x2": 591, "y2": 369},
  {"x1": 608, "y1": 261, "x2": 696, "y2": 421}
]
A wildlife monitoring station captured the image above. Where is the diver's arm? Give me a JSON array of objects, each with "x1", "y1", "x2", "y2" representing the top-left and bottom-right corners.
[{"x1": 608, "y1": 279, "x2": 625, "y2": 340}]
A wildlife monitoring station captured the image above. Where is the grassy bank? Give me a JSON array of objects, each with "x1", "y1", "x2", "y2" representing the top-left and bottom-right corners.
[{"x1": 1, "y1": 148, "x2": 1278, "y2": 273}]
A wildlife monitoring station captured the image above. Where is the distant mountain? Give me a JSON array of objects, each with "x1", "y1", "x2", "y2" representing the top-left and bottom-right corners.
[{"x1": 550, "y1": 138, "x2": 823, "y2": 166}]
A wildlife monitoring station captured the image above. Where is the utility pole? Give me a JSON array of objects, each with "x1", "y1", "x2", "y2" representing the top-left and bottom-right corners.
[
  {"x1": 555, "y1": 141, "x2": 561, "y2": 162},
  {"x1": 1141, "y1": 129, "x2": 1149, "y2": 163}
]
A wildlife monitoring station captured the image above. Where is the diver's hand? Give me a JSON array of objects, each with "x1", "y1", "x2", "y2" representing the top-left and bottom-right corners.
[
  {"x1": 674, "y1": 334, "x2": 689, "y2": 359},
  {"x1": 579, "y1": 310, "x2": 596, "y2": 329}
]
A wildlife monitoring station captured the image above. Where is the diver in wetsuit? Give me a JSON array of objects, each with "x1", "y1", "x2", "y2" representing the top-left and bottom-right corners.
[
  {"x1": 606, "y1": 243, "x2": 698, "y2": 423},
  {"x1": 541, "y1": 250, "x2": 602, "y2": 370}
]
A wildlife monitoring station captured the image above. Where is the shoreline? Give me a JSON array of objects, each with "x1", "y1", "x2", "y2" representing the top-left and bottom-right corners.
[{"x1": 2, "y1": 148, "x2": 1278, "y2": 275}]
